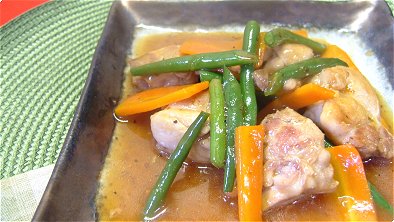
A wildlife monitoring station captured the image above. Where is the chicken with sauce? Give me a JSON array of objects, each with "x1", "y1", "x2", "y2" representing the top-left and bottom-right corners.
[
  {"x1": 262, "y1": 108, "x2": 337, "y2": 208},
  {"x1": 304, "y1": 66, "x2": 393, "y2": 159},
  {"x1": 252, "y1": 35, "x2": 393, "y2": 159},
  {"x1": 151, "y1": 93, "x2": 337, "y2": 209},
  {"x1": 102, "y1": 24, "x2": 393, "y2": 221},
  {"x1": 151, "y1": 91, "x2": 211, "y2": 164},
  {"x1": 254, "y1": 43, "x2": 314, "y2": 92}
]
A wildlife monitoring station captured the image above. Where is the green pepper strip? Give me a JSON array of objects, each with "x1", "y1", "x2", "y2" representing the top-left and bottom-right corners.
[
  {"x1": 240, "y1": 20, "x2": 260, "y2": 126},
  {"x1": 143, "y1": 112, "x2": 209, "y2": 220},
  {"x1": 223, "y1": 66, "x2": 244, "y2": 192},
  {"x1": 265, "y1": 58, "x2": 348, "y2": 96},
  {"x1": 198, "y1": 70, "x2": 223, "y2": 82},
  {"x1": 264, "y1": 28, "x2": 326, "y2": 54},
  {"x1": 209, "y1": 79, "x2": 226, "y2": 168},
  {"x1": 130, "y1": 50, "x2": 257, "y2": 76},
  {"x1": 324, "y1": 139, "x2": 393, "y2": 215}
]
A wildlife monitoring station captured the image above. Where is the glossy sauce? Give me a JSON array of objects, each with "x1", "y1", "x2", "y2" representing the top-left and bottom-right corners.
[{"x1": 96, "y1": 32, "x2": 393, "y2": 221}]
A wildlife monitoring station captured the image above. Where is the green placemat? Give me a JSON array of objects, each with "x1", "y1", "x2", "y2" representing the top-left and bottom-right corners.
[
  {"x1": 0, "y1": 0, "x2": 113, "y2": 179},
  {"x1": 387, "y1": 0, "x2": 394, "y2": 15}
]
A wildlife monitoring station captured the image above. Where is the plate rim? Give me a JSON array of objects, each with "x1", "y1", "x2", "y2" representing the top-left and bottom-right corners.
[{"x1": 33, "y1": 1, "x2": 393, "y2": 220}]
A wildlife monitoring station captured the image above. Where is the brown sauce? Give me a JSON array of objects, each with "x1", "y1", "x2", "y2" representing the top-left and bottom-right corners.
[{"x1": 96, "y1": 32, "x2": 393, "y2": 221}]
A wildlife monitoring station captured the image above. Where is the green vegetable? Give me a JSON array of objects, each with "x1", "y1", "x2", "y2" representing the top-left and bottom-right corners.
[
  {"x1": 264, "y1": 28, "x2": 326, "y2": 54},
  {"x1": 265, "y1": 58, "x2": 348, "y2": 96},
  {"x1": 324, "y1": 139, "x2": 393, "y2": 215},
  {"x1": 324, "y1": 138, "x2": 334, "y2": 148},
  {"x1": 198, "y1": 70, "x2": 223, "y2": 82},
  {"x1": 223, "y1": 66, "x2": 244, "y2": 192},
  {"x1": 130, "y1": 50, "x2": 257, "y2": 76},
  {"x1": 143, "y1": 112, "x2": 209, "y2": 220},
  {"x1": 209, "y1": 79, "x2": 226, "y2": 168},
  {"x1": 368, "y1": 181, "x2": 394, "y2": 215},
  {"x1": 240, "y1": 20, "x2": 260, "y2": 126}
]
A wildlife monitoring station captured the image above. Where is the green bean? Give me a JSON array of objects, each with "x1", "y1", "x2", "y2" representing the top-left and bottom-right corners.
[
  {"x1": 324, "y1": 139, "x2": 393, "y2": 215},
  {"x1": 198, "y1": 70, "x2": 223, "y2": 82},
  {"x1": 324, "y1": 138, "x2": 334, "y2": 148},
  {"x1": 209, "y1": 79, "x2": 226, "y2": 168},
  {"x1": 264, "y1": 28, "x2": 327, "y2": 54},
  {"x1": 143, "y1": 112, "x2": 209, "y2": 220},
  {"x1": 223, "y1": 66, "x2": 244, "y2": 192},
  {"x1": 240, "y1": 20, "x2": 260, "y2": 126},
  {"x1": 368, "y1": 181, "x2": 394, "y2": 215},
  {"x1": 130, "y1": 50, "x2": 257, "y2": 76},
  {"x1": 265, "y1": 58, "x2": 348, "y2": 96}
]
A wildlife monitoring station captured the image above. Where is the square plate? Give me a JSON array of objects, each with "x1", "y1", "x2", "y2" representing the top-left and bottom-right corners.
[{"x1": 33, "y1": 0, "x2": 393, "y2": 220}]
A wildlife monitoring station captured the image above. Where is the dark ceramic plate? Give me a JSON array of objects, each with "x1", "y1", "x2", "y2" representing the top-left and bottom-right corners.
[{"x1": 33, "y1": 1, "x2": 393, "y2": 220}]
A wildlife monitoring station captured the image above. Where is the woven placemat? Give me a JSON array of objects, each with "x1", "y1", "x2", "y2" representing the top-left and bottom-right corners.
[{"x1": 0, "y1": 0, "x2": 113, "y2": 179}]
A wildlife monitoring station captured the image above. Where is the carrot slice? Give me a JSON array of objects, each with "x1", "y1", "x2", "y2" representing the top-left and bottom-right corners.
[
  {"x1": 321, "y1": 44, "x2": 359, "y2": 71},
  {"x1": 115, "y1": 82, "x2": 209, "y2": 117},
  {"x1": 235, "y1": 125, "x2": 264, "y2": 221},
  {"x1": 258, "y1": 83, "x2": 335, "y2": 120},
  {"x1": 292, "y1": 29, "x2": 308, "y2": 37},
  {"x1": 327, "y1": 145, "x2": 377, "y2": 221},
  {"x1": 179, "y1": 39, "x2": 243, "y2": 55}
]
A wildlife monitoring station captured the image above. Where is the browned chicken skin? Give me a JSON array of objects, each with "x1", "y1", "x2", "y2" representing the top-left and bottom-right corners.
[
  {"x1": 307, "y1": 66, "x2": 380, "y2": 119},
  {"x1": 304, "y1": 66, "x2": 393, "y2": 159},
  {"x1": 261, "y1": 108, "x2": 337, "y2": 209},
  {"x1": 305, "y1": 95, "x2": 393, "y2": 159}
]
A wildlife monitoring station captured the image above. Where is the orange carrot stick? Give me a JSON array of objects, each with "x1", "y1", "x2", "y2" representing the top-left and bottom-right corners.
[
  {"x1": 258, "y1": 83, "x2": 335, "y2": 120},
  {"x1": 327, "y1": 145, "x2": 377, "y2": 221},
  {"x1": 179, "y1": 39, "x2": 243, "y2": 55},
  {"x1": 321, "y1": 44, "x2": 359, "y2": 71},
  {"x1": 235, "y1": 125, "x2": 264, "y2": 221},
  {"x1": 114, "y1": 82, "x2": 209, "y2": 117},
  {"x1": 292, "y1": 29, "x2": 308, "y2": 37}
]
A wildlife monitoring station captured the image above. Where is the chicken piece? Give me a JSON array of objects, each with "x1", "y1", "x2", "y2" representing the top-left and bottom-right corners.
[
  {"x1": 152, "y1": 98, "x2": 338, "y2": 209},
  {"x1": 254, "y1": 43, "x2": 313, "y2": 92},
  {"x1": 307, "y1": 66, "x2": 380, "y2": 119},
  {"x1": 261, "y1": 108, "x2": 337, "y2": 209},
  {"x1": 150, "y1": 91, "x2": 211, "y2": 163},
  {"x1": 304, "y1": 66, "x2": 393, "y2": 159},
  {"x1": 304, "y1": 95, "x2": 393, "y2": 159},
  {"x1": 267, "y1": 43, "x2": 314, "y2": 73},
  {"x1": 167, "y1": 89, "x2": 210, "y2": 111},
  {"x1": 128, "y1": 45, "x2": 198, "y2": 90}
]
